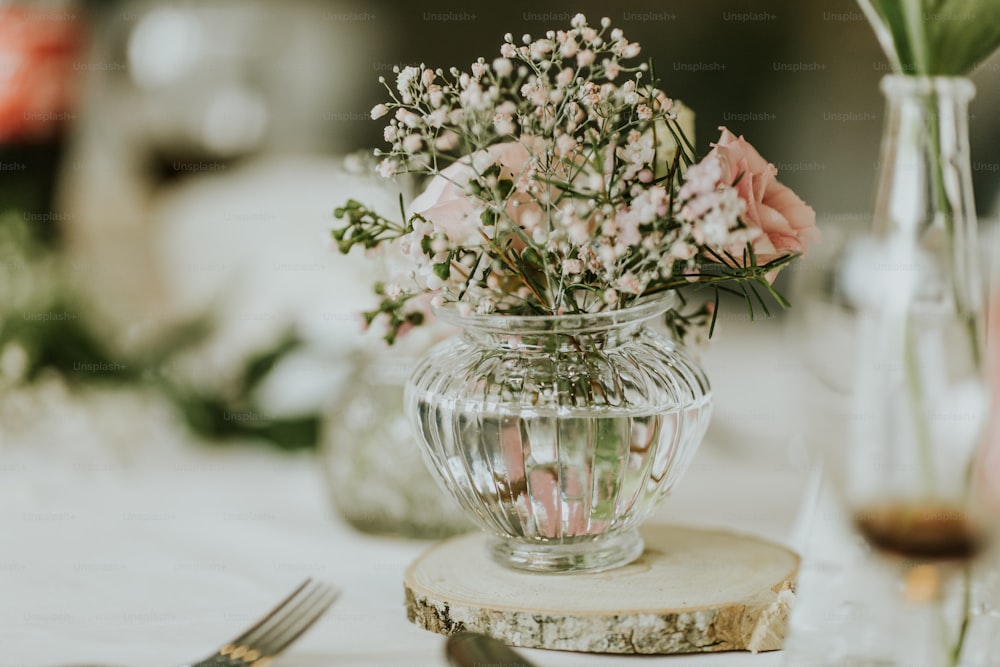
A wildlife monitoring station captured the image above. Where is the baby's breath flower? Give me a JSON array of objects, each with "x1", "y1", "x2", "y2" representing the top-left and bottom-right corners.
[
  {"x1": 556, "y1": 67, "x2": 575, "y2": 88},
  {"x1": 434, "y1": 131, "x2": 459, "y2": 151},
  {"x1": 402, "y1": 134, "x2": 423, "y2": 152},
  {"x1": 492, "y1": 58, "x2": 513, "y2": 77},
  {"x1": 334, "y1": 14, "x2": 811, "y2": 343},
  {"x1": 396, "y1": 66, "x2": 420, "y2": 96},
  {"x1": 617, "y1": 273, "x2": 642, "y2": 294},
  {"x1": 555, "y1": 133, "x2": 577, "y2": 155},
  {"x1": 494, "y1": 114, "x2": 516, "y2": 136},
  {"x1": 529, "y1": 40, "x2": 553, "y2": 61},
  {"x1": 395, "y1": 108, "x2": 420, "y2": 128},
  {"x1": 376, "y1": 159, "x2": 397, "y2": 178}
]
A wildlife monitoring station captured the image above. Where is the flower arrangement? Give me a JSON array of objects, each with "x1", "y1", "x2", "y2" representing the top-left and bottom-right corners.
[{"x1": 333, "y1": 14, "x2": 817, "y2": 342}]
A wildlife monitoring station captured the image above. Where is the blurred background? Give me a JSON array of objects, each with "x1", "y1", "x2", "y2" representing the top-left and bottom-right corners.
[{"x1": 2, "y1": 0, "x2": 1000, "y2": 455}]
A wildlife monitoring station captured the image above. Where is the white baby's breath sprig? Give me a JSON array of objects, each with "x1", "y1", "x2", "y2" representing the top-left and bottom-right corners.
[{"x1": 333, "y1": 14, "x2": 814, "y2": 343}]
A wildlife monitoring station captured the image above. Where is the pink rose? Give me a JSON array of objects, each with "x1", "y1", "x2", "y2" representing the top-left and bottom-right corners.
[
  {"x1": 408, "y1": 140, "x2": 543, "y2": 245},
  {"x1": 497, "y1": 420, "x2": 601, "y2": 538},
  {"x1": 709, "y1": 127, "x2": 819, "y2": 264}
]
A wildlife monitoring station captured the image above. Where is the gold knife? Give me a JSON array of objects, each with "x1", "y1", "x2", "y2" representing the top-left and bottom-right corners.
[{"x1": 445, "y1": 631, "x2": 539, "y2": 667}]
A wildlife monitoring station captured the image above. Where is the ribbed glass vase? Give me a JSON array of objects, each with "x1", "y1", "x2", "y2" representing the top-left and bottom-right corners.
[{"x1": 405, "y1": 295, "x2": 712, "y2": 573}]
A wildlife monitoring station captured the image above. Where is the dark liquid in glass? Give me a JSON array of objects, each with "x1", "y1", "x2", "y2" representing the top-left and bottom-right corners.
[{"x1": 854, "y1": 503, "x2": 985, "y2": 561}]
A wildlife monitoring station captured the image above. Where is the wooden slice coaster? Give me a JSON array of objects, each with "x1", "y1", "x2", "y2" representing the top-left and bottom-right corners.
[{"x1": 404, "y1": 523, "x2": 799, "y2": 654}]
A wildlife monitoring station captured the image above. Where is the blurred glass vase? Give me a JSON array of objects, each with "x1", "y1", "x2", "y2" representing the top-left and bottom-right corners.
[
  {"x1": 846, "y1": 76, "x2": 990, "y2": 550},
  {"x1": 786, "y1": 74, "x2": 1000, "y2": 667},
  {"x1": 833, "y1": 75, "x2": 996, "y2": 666},
  {"x1": 322, "y1": 346, "x2": 471, "y2": 539},
  {"x1": 404, "y1": 295, "x2": 712, "y2": 573}
]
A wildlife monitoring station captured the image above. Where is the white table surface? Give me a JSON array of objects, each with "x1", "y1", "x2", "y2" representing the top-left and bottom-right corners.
[{"x1": 0, "y1": 320, "x2": 827, "y2": 667}]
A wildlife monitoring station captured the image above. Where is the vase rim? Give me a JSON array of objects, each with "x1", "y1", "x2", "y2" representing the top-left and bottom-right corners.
[
  {"x1": 433, "y1": 292, "x2": 678, "y2": 334},
  {"x1": 879, "y1": 74, "x2": 975, "y2": 98}
]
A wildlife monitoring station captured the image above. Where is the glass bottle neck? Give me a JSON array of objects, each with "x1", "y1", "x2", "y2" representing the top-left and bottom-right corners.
[
  {"x1": 873, "y1": 76, "x2": 976, "y2": 240},
  {"x1": 872, "y1": 76, "x2": 981, "y2": 320}
]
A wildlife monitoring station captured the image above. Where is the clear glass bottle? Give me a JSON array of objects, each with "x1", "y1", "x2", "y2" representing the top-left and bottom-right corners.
[
  {"x1": 792, "y1": 75, "x2": 996, "y2": 667},
  {"x1": 405, "y1": 295, "x2": 712, "y2": 573},
  {"x1": 846, "y1": 76, "x2": 988, "y2": 545}
]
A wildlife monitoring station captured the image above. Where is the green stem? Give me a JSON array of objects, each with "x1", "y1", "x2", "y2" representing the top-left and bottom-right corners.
[
  {"x1": 902, "y1": 84, "x2": 982, "y2": 500},
  {"x1": 950, "y1": 564, "x2": 973, "y2": 667},
  {"x1": 903, "y1": 312, "x2": 937, "y2": 494},
  {"x1": 920, "y1": 84, "x2": 979, "y2": 667},
  {"x1": 925, "y1": 87, "x2": 982, "y2": 368}
]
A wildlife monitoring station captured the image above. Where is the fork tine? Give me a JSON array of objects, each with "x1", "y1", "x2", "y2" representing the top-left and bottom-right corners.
[
  {"x1": 192, "y1": 579, "x2": 339, "y2": 667},
  {"x1": 225, "y1": 578, "x2": 313, "y2": 648},
  {"x1": 247, "y1": 583, "x2": 339, "y2": 659},
  {"x1": 238, "y1": 580, "x2": 328, "y2": 649}
]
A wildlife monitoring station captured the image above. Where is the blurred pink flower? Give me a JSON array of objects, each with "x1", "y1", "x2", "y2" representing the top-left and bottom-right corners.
[
  {"x1": 0, "y1": 5, "x2": 83, "y2": 141},
  {"x1": 709, "y1": 127, "x2": 819, "y2": 264},
  {"x1": 980, "y1": 296, "x2": 1000, "y2": 504},
  {"x1": 409, "y1": 140, "x2": 543, "y2": 246}
]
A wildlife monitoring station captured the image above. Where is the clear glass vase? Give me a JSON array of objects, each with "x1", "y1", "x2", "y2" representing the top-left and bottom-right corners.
[
  {"x1": 790, "y1": 75, "x2": 998, "y2": 667},
  {"x1": 321, "y1": 347, "x2": 472, "y2": 539},
  {"x1": 404, "y1": 295, "x2": 712, "y2": 573},
  {"x1": 846, "y1": 76, "x2": 989, "y2": 549}
]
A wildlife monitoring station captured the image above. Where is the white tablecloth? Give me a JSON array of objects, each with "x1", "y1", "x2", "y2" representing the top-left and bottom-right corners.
[{"x1": 0, "y1": 321, "x2": 824, "y2": 667}]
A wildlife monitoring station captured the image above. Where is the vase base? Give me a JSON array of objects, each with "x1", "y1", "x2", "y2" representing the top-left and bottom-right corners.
[{"x1": 488, "y1": 528, "x2": 644, "y2": 573}]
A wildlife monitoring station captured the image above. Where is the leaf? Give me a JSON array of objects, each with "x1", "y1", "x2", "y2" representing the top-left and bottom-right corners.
[
  {"x1": 240, "y1": 332, "x2": 302, "y2": 392},
  {"x1": 748, "y1": 280, "x2": 772, "y2": 318},
  {"x1": 251, "y1": 417, "x2": 320, "y2": 451},
  {"x1": 433, "y1": 261, "x2": 451, "y2": 280},
  {"x1": 738, "y1": 280, "x2": 756, "y2": 320},
  {"x1": 862, "y1": 0, "x2": 1000, "y2": 74},
  {"x1": 709, "y1": 288, "x2": 721, "y2": 338},
  {"x1": 519, "y1": 246, "x2": 545, "y2": 269}
]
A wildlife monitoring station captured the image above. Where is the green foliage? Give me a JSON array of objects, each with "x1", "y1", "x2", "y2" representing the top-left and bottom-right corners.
[
  {"x1": 332, "y1": 200, "x2": 408, "y2": 254},
  {"x1": 859, "y1": 0, "x2": 1000, "y2": 74},
  {"x1": 0, "y1": 212, "x2": 322, "y2": 451},
  {"x1": 161, "y1": 331, "x2": 320, "y2": 451}
]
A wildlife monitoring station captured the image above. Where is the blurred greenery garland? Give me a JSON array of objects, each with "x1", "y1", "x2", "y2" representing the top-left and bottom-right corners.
[{"x1": 0, "y1": 211, "x2": 319, "y2": 451}]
